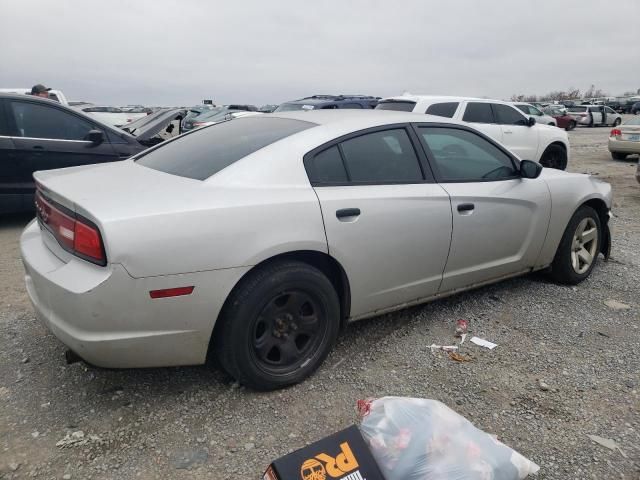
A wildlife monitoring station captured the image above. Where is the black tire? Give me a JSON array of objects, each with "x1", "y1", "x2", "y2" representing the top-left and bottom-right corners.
[
  {"x1": 611, "y1": 152, "x2": 627, "y2": 160},
  {"x1": 566, "y1": 120, "x2": 577, "y2": 131},
  {"x1": 612, "y1": 118, "x2": 621, "y2": 127},
  {"x1": 214, "y1": 260, "x2": 340, "y2": 390},
  {"x1": 550, "y1": 206, "x2": 601, "y2": 285},
  {"x1": 548, "y1": 122, "x2": 556, "y2": 126},
  {"x1": 539, "y1": 144, "x2": 567, "y2": 170}
]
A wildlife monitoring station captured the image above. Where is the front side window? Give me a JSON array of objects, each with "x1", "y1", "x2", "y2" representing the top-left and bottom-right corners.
[
  {"x1": 339, "y1": 129, "x2": 423, "y2": 183},
  {"x1": 493, "y1": 104, "x2": 528, "y2": 126},
  {"x1": 10, "y1": 101, "x2": 96, "y2": 140},
  {"x1": 137, "y1": 117, "x2": 314, "y2": 180},
  {"x1": 420, "y1": 127, "x2": 517, "y2": 182},
  {"x1": 462, "y1": 102, "x2": 495, "y2": 123},
  {"x1": 425, "y1": 102, "x2": 459, "y2": 118},
  {"x1": 605, "y1": 107, "x2": 616, "y2": 113},
  {"x1": 375, "y1": 100, "x2": 416, "y2": 112}
]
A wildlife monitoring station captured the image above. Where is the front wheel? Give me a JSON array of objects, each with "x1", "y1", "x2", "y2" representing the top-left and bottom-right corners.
[
  {"x1": 566, "y1": 120, "x2": 576, "y2": 131},
  {"x1": 550, "y1": 206, "x2": 601, "y2": 284},
  {"x1": 214, "y1": 260, "x2": 340, "y2": 390},
  {"x1": 539, "y1": 144, "x2": 567, "y2": 170}
]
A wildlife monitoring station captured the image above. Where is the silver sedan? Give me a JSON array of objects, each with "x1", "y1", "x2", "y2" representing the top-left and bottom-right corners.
[{"x1": 21, "y1": 111, "x2": 612, "y2": 390}]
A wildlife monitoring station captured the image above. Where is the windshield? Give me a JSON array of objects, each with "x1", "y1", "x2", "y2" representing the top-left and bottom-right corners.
[
  {"x1": 136, "y1": 117, "x2": 315, "y2": 180},
  {"x1": 274, "y1": 103, "x2": 315, "y2": 112},
  {"x1": 375, "y1": 100, "x2": 417, "y2": 112}
]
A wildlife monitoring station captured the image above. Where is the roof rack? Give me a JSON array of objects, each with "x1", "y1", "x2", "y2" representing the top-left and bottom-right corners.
[{"x1": 300, "y1": 94, "x2": 380, "y2": 101}]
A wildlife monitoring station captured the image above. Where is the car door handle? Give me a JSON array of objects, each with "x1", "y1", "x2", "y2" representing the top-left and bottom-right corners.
[
  {"x1": 457, "y1": 203, "x2": 475, "y2": 213},
  {"x1": 336, "y1": 208, "x2": 360, "y2": 219},
  {"x1": 32, "y1": 145, "x2": 45, "y2": 150}
]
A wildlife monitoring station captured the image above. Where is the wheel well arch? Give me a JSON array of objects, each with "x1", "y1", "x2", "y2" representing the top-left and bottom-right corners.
[
  {"x1": 208, "y1": 250, "x2": 351, "y2": 359},
  {"x1": 580, "y1": 198, "x2": 611, "y2": 258},
  {"x1": 540, "y1": 141, "x2": 568, "y2": 169}
]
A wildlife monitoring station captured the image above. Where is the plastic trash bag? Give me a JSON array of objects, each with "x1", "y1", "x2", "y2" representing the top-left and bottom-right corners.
[{"x1": 358, "y1": 397, "x2": 539, "y2": 480}]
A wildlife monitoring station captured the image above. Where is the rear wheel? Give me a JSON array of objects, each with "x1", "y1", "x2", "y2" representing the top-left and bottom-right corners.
[
  {"x1": 611, "y1": 152, "x2": 627, "y2": 160},
  {"x1": 550, "y1": 206, "x2": 601, "y2": 284},
  {"x1": 612, "y1": 118, "x2": 621, "y2": 127},
  {"x1": 214, "y1": 261, "x2": 340, "y2": 390},
  {"x1": 566, "y1": 120, "x2": 577, "y2": 131},
  {"x1": 539, "y1": 144, "x2": 567, "y2": 170}
]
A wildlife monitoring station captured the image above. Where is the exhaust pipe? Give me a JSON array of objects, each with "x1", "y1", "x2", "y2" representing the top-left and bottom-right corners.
[{"x1": 64, "y1": 349, "x2": 82, "y2": 365}]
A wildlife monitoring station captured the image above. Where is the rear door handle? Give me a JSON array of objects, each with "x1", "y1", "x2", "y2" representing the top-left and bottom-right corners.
[
  {"x1": 336, "y1": 208, "x2": 360, "y2": 219},
  {"x1": 457, "y1": 203, "x2": 475, "y2": 213}
]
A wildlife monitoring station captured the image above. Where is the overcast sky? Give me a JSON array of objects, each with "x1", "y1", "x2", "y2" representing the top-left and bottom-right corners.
[{"x1": 1, "y1": 0, "x2": 639, "y2": 106}]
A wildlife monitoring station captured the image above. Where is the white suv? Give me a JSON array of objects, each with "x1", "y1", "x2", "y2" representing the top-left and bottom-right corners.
[{"x1": 377, "y1": 95, "x2": 570, "y2": 169}]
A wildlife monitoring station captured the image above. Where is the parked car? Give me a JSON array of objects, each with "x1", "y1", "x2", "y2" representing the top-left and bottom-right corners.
[
  {"x1": 275, "y1": 95, "x2": 379, "y2": 112},
  {"x1": 21, "y1": 110, "x2": 612, "y2": 390},
  {"x1": 259, "y1": 104, "x2": 279, "y2": 113},
  {"x1": 226, "y1": 104, "x2": 258, "y2": 111},
  {"x1": 184, "y1": 110, "x2": 262, "y2": 130},
  {"x1": 80, "y1": 106, "x2": 134, "y2": 127},
  {"x1": 632, "y1": 102, "x2": 640, "y2": 115},
  {"x1": 376, "y1": 95, "x2": 570, "y2": 169},
  {"x1": 0, "y1": 88, "x2": 70, "y2": 106},
  {"x1": 566, "y1": 105, "x2": 622, "y2": 127},
  {"x1": 543, "y1": 106, "x2": 577, "y2": 131},
  {"x1": 120, "y1": 108, "x2": 188, "y2": 146},
  {"x1": 512, "y1": 103, "x2": 557, "y2": 126},
  {"x1": 608, "y1": 116, "x2": 640, "y2": 160},
  {"x1": 0, "y1": 93, "x2": 145, "y2": 214}
]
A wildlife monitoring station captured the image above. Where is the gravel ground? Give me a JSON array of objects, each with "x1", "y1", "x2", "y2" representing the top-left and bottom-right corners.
[{"x1": 1, "y1": 124, "x2": 639, "y2": 479}]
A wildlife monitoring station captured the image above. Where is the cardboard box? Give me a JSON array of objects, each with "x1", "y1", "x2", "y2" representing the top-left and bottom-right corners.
[{"x1": 263, "y1": 425, "x2": 385, "y2": 480}]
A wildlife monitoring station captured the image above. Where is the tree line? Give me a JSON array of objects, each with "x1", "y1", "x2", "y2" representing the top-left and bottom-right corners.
[{"x1": 510, "y1": 85, "x2": 639, "y2": 103}]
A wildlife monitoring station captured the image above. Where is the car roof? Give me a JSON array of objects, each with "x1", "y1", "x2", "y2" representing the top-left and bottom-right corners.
[
  {"x1": 381, "y1": 94, "x2": 489, "y2": 103},
  {"x1": 283, "y1": 95, "x2": 378, "y2": 105},
  {"x1": 263, "y1": 109, "x2": 458, "y2": 128}
]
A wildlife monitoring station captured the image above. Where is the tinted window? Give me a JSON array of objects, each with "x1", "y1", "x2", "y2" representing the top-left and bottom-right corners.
[
  {"x1": 10, "y1": 101, "x2": 96, "y2": 140},
  {"x1": 375, "y1": 101, "x2": 416, "y2": 112},
  {"x1": 425, "y1": 102, "x2": 458, "y2": 118},
  {"x1": 605, "y1": 107, "x2": 616, "y2": 113},
  {"x1": 420, "y1": 127, "x2": 517, "y2": 181},
  {"x1": 137, "y1": 117, "x2": 314, "y2": 180},
  {"x1": 493, "y1": 104, "x2": 528, "y2": 126},
  {"x1": 339, "y1": 129, "x2": 423, "y2": 183},
  {"x1": 308, "y1": 146, "x2": 348, "y2": 183},
  {"x1": 568, "y1": 106, "x2": 587, "y2": 113},
  {"x1": 274, "y1": 103, "x2": 312, "y2": 112},
  {"x1": 340, "y1": 103, "x2": 363, "y2": 109},
  {"x1": 462, "y1": 103, "x2": 495, "y2": 123}
]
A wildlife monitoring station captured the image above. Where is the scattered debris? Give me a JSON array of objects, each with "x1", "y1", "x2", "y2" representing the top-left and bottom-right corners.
[
  {"x1": 429, "y1": 344, "x2": 458, "y2": 353},
  {"x1": 587, "y1": 434, "x2": 627, "y2": 458},
  {"x1": 21, "y1": 357, "x2": 30, "y2": 364},
  {"x1": 604, "y1": 299, "x2": 631, "y2": 311},
  {"x1": 597, "y1": 331, "x2": 611, "y2": 338},
  {"x1": 454, "y1": 319, "x2": 468, "y2": 337},
  {"x1": 62, "y1": 474, "x2": 72, "y2": 480},
  {"x1": 8, "y1": 462, "x2": 20, "y2": 472},
  {"x1": 56, "y1": 430, "x2": 103, "y2": 449},
  {"x1": 470, "y1": 337, "x2": 498, "y2": 350},
  {"x1": 538, "y1": 379, "x2": 550, "y2": 391},
  {"x1": 448, "y1": 351, "x2": 472, "y2": 362},
  {"x1": 459, "y1": 333, "x2": 467, "y2": 345}
]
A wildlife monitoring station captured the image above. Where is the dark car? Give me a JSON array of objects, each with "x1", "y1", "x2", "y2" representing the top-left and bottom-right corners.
[
  {"x1": 633, "y1": 102, "x2": 640, "y2": 115},
  {"x1": 274, "y1": 95, "x2": 380, "y2": 112},
  {"x1": 0, "y1": 93, "x2": 145, "y2": 214}
]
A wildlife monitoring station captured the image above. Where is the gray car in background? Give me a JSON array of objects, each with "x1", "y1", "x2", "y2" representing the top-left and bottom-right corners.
[{"x1": 21, "y1": 111, "x2": 612, "y2": 390}]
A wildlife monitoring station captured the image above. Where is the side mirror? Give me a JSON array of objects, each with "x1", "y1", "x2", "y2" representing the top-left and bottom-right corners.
[
  {"x1": 87, "y1": 129, "x2": 104, "y2": 145},
  {"x1": 520, "y1": 159, "x2": 543, "y2": 179},
  {"x1": 527, "y1": 116, "x2": 536, "y2": 127}
]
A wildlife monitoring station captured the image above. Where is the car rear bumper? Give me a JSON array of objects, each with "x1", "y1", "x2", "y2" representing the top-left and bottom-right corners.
[
  {"x1": 608, "y1": 138, "x2": 640, "y2": 154},
  {"x1": 20, "y1": 219, "x2": 249, "y2": 368}
]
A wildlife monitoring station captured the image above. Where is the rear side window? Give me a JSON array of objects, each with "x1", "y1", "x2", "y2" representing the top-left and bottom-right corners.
[
  {"x1": 9, "y1": 101, "x2": 96, "y2": 140},
  {"x1": 462, "y1": 103, "x2": 495, "y2": 123},
  {"x1": 307, "y1": 146, "x2": 348, "y2": 183},
  {"x1": 493, "y1": 104, "x2": 528, "y2": 126},
  {"x1": 339, "y1": 129, "x2": 423, "y2": 183},
  {"x1": 425, "y1": 102, "x2": 458, "y2": 118},
  {"x1": 137, "y1": 117, "x2": 314, "y2": 180},
  {"x1": 375, "y1": 101, "x2": 416, "y2": 112}
]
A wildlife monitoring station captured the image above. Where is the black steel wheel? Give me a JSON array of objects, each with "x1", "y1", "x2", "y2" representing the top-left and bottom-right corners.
[
  {"x1": 214, "y1": 260, "x2": 340, "y2": 390},
  {"x1": 540, "y1": 144, "x2": 567, "y2": 170}
]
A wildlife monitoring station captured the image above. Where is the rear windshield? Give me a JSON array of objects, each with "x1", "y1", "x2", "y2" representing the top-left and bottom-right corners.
[
  {"x1": 136, "y1": 117, "x2": 314, "y2": 180},
  {"x1": 375, "y1": 100, "x2": 416, "y2": 112},
  {"x1": 567, "y1": 106, "x2": 587, "y2": 112}
]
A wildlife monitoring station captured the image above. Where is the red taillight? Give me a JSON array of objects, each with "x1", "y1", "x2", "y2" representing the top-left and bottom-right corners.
[
  {"x1": 35, "y1": 190, "x2": 106, "y2": 266},
  {"x1": 610, "y1": 128, "x2": 621, "y2": 137},
  {"x1": 149, "y1": 286, "x2": 195, "y2": 299}
]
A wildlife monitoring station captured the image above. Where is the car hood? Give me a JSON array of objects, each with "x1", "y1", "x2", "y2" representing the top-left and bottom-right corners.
[{"x1": 123, "y1": 108, "x2": 188, "y2": 142}]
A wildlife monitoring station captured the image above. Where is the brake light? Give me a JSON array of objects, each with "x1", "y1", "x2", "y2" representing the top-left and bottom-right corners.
[
  {"x1": 610, "y1": 129, "x2": 621, "y2": 137},
  {"x1": 35, "y1": 190, "x2": 106, "y2": 266}
]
